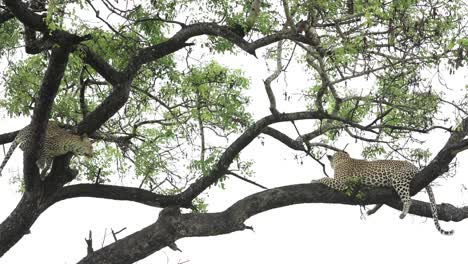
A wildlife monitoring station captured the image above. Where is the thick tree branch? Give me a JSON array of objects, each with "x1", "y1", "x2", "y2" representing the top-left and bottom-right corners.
[
  {"x1": 76, "y1": 82, "x2": 131, "y2": 134},
  {"x1": 4, "y1": 0, "x2": 91, "y2": 46},
  {"x1": 4, "y1": 0, "x2": 47, "y2": 31},
  {"x1": 43, "y1": 184, "x2": 190, "y2": 210},
  {"x1": 23, "y1": 26, "x2": 54, "y2": 54},
  {"x1": 450, "y1": 138, "x2": 468, "y2": 154},
  {"x1": 23, "y1": 45, "x2": 71, "y2": 191},
  {"x1": 0, "y1": 161, "x2": 80, "y2": 257},
  {"x1": 381, "y1": 199, "x2": 468, "y2": 222},
  {"x1": 0, "y1": 192, "x2": 42, "y2": 257},
  {"x1": 167, "y1": 23, "x2": 280, "y2": 56},
  {"x1": 411, "y1": 117, "x2": 468, "y2": 194},
  {"x1": 124, "y1": 41, "x2": 193, "y2": 79},
  {"x1": 123, "y1": 23, "x2": 306, "y2": 79},
  {"x1": 0, "y1": 46, "x2": 71, "y2": 257},
  {"x1": 78, "y1": 183, "x2": 468, "y2": 263},
  {"x1": 0, "y1": 130, "x2": 19, "y2": 145},
  {"x1": 79, "y1": 46, "x2": 122, "y2": 85},
  {"x1": 177, "y1": 109, "x2": 458, "y2": 203}
]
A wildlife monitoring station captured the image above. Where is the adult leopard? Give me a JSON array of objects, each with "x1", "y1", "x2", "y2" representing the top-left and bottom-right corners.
[
  {"x1": 0, "y1": 121, "x2": 93, "y2": 179},
  {"x1": 313, "y1": 151, "x2": 453, "y2": 235}
]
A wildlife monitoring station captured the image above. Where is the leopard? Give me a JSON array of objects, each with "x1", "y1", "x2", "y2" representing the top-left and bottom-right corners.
[
  {"x1": 0, "y1": 121, "x2": 93, "y2": 179},
  {"x1": 313, "y1": 151, "x2": 453, "y2": 235}
]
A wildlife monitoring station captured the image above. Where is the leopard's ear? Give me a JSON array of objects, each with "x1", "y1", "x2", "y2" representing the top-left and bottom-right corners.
[{"x1": 81, "y1": 134, "x2": 96, "y2": 143}]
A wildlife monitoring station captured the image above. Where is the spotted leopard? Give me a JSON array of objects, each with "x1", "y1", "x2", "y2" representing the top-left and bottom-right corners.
[
  {"x1": 313, "y1": 151, "x2": 453, "y2": 235},
  {"x1": 0, "y1": 122, "x2": 93, "y2": 179}
]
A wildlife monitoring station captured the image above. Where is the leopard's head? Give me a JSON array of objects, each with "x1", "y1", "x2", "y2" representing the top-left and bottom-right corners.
[
  {"x1": 327, "y1": 151, "x2": 350, "y2": 169},
  {"x1": 78, "y1": 134, "x2": 94, "y2": 157}
]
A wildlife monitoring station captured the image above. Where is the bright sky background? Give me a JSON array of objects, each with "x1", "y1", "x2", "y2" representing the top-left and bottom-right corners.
[{"x1": 1, "y1": 38, "x2": 467, "y2": 264}]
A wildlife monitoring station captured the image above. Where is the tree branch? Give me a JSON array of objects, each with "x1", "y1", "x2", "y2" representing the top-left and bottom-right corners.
[
  {"x1": 381, "y1": 199, "x2": 468, "y2": 222},
  {"x1": 0, "y1": 130, "x2": 19, "y2": 145},
  {"x1": 0, "y1": 192, "x2": 43, "y2": 257},
  {"x1": 4, "y1": 0, "x2": 47, "y2": 31},
  {"x1": 176, "y1": 111, "x2": 327, "y2": 201},
  {"x1": 262, "y1": 127, "x2": 305, "y2": 151},
  {"x1": 79, "y1": 46, "x2": 122, "y2": 85},
  {"x1": 78, "y1": 183, "x2": 468, "y2": 263},
  {"x1": 263, "y1": 40, "x2": 283, "y2": 116},
  {"x1": 23, "y1": 45, "x2": 71, "y2": 191},
  {"x1": 0, "y1": 45, "x2": 72, "y2": 257},
  {"x1": 177, "y1": 109, "x2": 434, "y2": 202},
  {"x1": 43, "y1": 184, "x2": 191, "y2": 210},
  {"x1": 23, "y1": 26, "x2": 54, "y2": 54},
  {"x1": 76, "y1": 83, "x2": 131, "y2": 134},
  {"x1": 123, "y1": 23, "x2": 306, "y2": 79},
  {"x1": 411, "y1": 117, "x2": 468, "y2": 194},
  {"x1": 4, "y1": 0, "x2": 91, "y2": 46}
]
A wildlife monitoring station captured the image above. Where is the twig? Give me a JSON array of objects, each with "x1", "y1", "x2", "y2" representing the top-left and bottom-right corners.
[
  {"x1": 304, "y1": 142, "x2": 330, "y2": 177},
  {"x1": 111, "y1": 227, "x2": 127, "y2": 242},
  {"x1": 101, "y1": 228, "x2": 107, "y2": 248},
  {"x1": 79, "y1": 66, "x2": 88, "y2": 117},
  {"x1": 290, "y1": 121, "x2": 330, "y2": 177},
  {"x1": 227, "y1": 171, "x2": 268, "y2": 190},
  {"x1": 263, "y1": 40, "x2": 284, "y2": 116},
  {"x1": 84, "y1": 230, "x2": 93, "y2": 255},
  {"x1": 95, "y1": 168, "x2": 102, "y2": 185}
]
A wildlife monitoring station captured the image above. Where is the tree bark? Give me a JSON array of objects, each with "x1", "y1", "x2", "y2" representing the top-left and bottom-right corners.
[{"x1": 0, "y1": 192, "x2": 43, "y2": 256}]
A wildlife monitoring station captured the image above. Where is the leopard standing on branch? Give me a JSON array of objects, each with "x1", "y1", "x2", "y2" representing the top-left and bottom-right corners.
[
  {"x1": 313, "y1": 151, "x2": 454, "y2": 235},
  {"x1": 0, "y1": 121, "x2": 94, "y2": 179}
]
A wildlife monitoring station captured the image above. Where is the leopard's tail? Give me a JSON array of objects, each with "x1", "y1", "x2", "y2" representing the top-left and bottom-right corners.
[
  {"x1": 0, "y1": 140, "x2": 18, "y2": 177},
  {"x1": 425, "y1": 185, "x2": 454, "y2": 235}
]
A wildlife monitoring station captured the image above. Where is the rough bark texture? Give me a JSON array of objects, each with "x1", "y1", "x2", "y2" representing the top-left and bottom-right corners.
[
  {"x1": 23, "y1": 45, "x2": 71, "y2": 191},
  {"x1": 0, "y1": 192, "x2": 43, "y2": 254},
  {"x1": 78, "y1": 184, "x2": 468, "y2": 264}
]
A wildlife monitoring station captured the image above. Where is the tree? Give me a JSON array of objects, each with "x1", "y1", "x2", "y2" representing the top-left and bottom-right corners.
[{"x1": 0, "y1": 0, "x2": 467, "y2": 262}]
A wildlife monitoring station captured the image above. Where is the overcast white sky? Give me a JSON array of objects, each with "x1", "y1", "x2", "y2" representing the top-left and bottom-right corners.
[{"x1": 1, "y1": 36, "x2": 467, "y2": 264}]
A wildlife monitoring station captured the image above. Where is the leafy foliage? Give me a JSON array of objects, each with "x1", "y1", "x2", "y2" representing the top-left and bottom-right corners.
[
  {"x1": 0, "y1": 0, "x2": 466, "y2": 201},
  {"x1": 0, "y1": 19, "x2": 20, "y2": 56}
]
